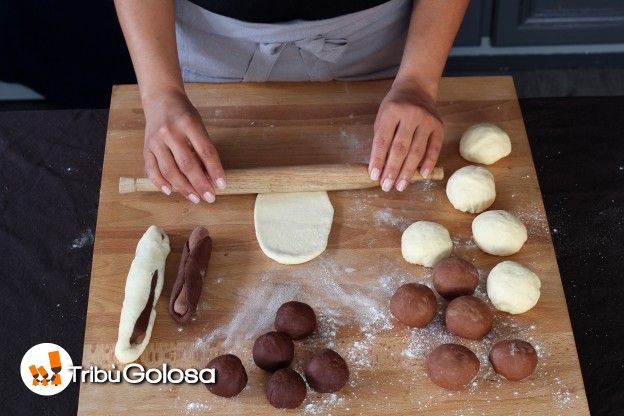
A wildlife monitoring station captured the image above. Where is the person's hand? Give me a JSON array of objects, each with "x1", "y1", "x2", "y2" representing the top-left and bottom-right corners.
[
  {"x1": 368, "y1": 78, "x2": 444, "y2": 192},
  {"x1": 142, "y1": 88, "x2": 226, "y2": 203}
]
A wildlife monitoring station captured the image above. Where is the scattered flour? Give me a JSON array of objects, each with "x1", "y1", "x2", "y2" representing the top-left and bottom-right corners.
[
  {"x1": 451, "y1": 235, "x2": 481, "y2": 264},
  {"x1": 552, "y1": 376, "x2": 580, "y2": 409},
  {"x1": 184, "y1": 401, "x2": 210, "y2": 413},
  {"x1": 198, "y1": 277, "x2": 300, "y2": 349},
  {"x1": 193, "y1": 253, "x2": 415, "y2": 414},
  {"x1": 339, "y1": 128, "x2": 366, "y2": 154},
  {"x1": 304, "y1": 393, "x2": 345, "y2": 415},
  {"x1": 513, "y1": 200, "x2": 549, "y2": 238},
  {"x1": 414, "y1": 179, "x2": 440, "y2": 203},
  {"x1": 374, "y1": 208, "x2": 412, "y2": 231},
  {"x1": 70, "y1": 228, "x2": 94, "y2": 249}
]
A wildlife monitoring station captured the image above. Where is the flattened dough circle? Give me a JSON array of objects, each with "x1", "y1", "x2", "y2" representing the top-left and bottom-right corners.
[{"x1": 254, "y1": 192, "x2": 334, "y2": 265}]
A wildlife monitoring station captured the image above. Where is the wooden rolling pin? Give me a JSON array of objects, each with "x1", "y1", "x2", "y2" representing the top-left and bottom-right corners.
[{"x1": 119, "y1": 163, "x2": 444, "y2": 195}]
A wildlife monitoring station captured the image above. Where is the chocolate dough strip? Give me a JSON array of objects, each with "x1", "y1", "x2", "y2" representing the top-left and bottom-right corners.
[
  {"x1": 130, "y1": 270, "x2": 158, "y2": 344},
  {"x1": 169, "y1": 227, "x2": 212, "y2": 323}
]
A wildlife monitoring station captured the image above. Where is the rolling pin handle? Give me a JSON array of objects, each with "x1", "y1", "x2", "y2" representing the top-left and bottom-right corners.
[
  {"x1": 119, "y1": 177, "x2": 161, "y2": 193},
  {"x1": 427, "y1": 167, "x2": 444, "y2": 181},
  {"x1": 119, "y1": 177, "x2": 136, "y2": 194}
]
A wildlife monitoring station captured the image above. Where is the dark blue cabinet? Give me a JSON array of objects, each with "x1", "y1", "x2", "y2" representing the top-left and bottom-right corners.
[
  {"x1": 454, "y1": 0, "x2": 624, "y2": 47},
  {"x1": 493, "y1": 0, "x2": 624, "y2": 46}
]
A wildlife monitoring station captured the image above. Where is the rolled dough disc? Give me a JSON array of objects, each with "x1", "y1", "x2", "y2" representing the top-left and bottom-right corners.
[{"x1": 254, "y1": 192, "x2": 334, "y2": 265}]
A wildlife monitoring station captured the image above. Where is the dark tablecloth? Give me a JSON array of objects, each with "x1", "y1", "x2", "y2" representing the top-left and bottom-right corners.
[{"x1": 1, "y1": 98, "x2": 623, "y2": 415}]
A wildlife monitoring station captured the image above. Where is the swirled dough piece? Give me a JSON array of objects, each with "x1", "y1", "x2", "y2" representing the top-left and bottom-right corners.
[
  {"x1": 114, "y1": 225, "x2": 170, "y2": 364},
  {"x1": 169, "y1": 226, "x2": 212, "y2": 323},
  {"x1": 254, "y1": 192, "x2": 334, "y2": 265}
]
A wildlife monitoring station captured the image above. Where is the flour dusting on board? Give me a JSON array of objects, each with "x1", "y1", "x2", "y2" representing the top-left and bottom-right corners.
[
  {"x1": 413, "y1": 179, "x2": 440, "y2": 203},
  {"x1": 452, "y1": 235, "x2": 480, "y2": 263},
  {"x1": 374, "y1": 208, "x2": 412, "y2": 231},
  {"x1": 197, "y1": 276, "x2": 299, "y2": 349},
  {"x1": 513, "y1": 199, "x2": 549, "y2": 238},
  {"x1": 339, "y1": 128, "x2": 366, "y2": 154},
  {"x1": 185, "y1": 401, "x2": 210, "y2": 412},
  {"x1": 198, "y1": 257, "x2": 398, "y2": 349}
]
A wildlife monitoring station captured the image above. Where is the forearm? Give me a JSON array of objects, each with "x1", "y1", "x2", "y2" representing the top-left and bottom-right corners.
[
  {"x1": 114, "y1": 0, "x2": 183, "y2": 102},
  {"x1": 396, "y1": 0, "x2": 469, "y2": 97}
]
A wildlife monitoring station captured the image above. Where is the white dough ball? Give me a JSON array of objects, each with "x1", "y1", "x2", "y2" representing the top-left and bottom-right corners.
[
  {"x1": 487, "y1": 261, "x2": 541, "y2": 314},
  {"x1": 446, "y1": 165, "x2": 496, "y2": 213},
  {"x1": 401, "y1": 221, "x2": 452, "y2": 267},
  {"x1": 460, "y1": 123, "x2": 511, "y2": 165},
  {"x1": 472, "y1": 210, "x2": 527, "y2": 256}
]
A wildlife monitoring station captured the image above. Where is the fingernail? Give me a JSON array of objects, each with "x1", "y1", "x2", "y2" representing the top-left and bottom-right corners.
[
  {"x1": 396, "y1": 179, "x2": 408, "y2": 192},
  {"x1": 188, "y1": 194, "x2": 200, "y2": 204},
  {"x1": 161, "y1": 185, "x2": 171, "y2": 195},
  {"x1": 421, "y1": 168, "x2": 431, "y2": 179},
  {"x1": 381, "y1": 178, "x2": 393, "y2": 192},
  {"x1": 215, "y1": 177, "x2": 226, "y2": 190},
  {"x1": 370, "y1": 168, "x2": 380, "y2": 181},
  {"x1": 203, "y1": 191, "x2": 215, "y2": 203}
]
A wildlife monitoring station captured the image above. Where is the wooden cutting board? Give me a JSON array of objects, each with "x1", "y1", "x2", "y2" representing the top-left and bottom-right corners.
[{"x1": 78, "y1": 77, "x2": 589, "y2": 415}]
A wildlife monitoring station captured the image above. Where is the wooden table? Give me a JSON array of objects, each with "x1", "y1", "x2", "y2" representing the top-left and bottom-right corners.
[{"x1": 78, "y1": 76, "x2": 589, "y2": 415}]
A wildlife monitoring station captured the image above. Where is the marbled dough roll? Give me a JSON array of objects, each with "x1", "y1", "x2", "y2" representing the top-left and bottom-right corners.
[{"x1": 114, "y1": 225, "x2": 170, "y2": 364}]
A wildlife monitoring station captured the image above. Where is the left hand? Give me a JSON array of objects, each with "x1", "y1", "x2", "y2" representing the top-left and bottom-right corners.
[{"x1": 368, "y1": 78, "x2": 444, "y2": 192}]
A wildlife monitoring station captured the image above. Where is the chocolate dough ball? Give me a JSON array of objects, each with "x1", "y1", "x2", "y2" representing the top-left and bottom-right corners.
[
  {"x1": 433, "y1": 257, "x2": 479, "y2": 299},
  {"x1": 426, "y1": 343, "x2": 480, "y2": 390},
  {"x1": 390, "y1": 283, "x2": 437, "y2": 327},
  {"x1": 253, "y1": 331, "x2": 294, "y2": 372},
  {"x1": 489, "y1": 339, "x2": 538, "y2": 381},
  {"x1": 265, "y1": 368, "x2": 307, "y2": 409},
  {"x1": 205, "y1": 354, "x2": 247, "y2": 398},
  {"x1": 304, "y1": 349, "x2": 349, "y2": 393},
  {"x1": 274, "y1": 301, "x2": 317, "y2": 340},
  {"x1": 445, "y1": 295, "x2": 493, "y2": 340}
]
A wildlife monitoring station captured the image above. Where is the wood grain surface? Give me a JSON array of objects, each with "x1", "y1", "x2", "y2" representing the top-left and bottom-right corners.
[{"x1": 78, "y1": 77, "x2": 589, "y2": 415}]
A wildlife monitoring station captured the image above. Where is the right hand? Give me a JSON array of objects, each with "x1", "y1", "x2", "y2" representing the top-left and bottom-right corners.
[{"x1": 142, "y1": 88, "x2": 226, "y2": 203}]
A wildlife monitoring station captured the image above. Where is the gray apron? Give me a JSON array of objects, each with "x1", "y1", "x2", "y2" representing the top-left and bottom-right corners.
[{"x1": 175, "y1": 0, "x2": 411, "y2": 82}]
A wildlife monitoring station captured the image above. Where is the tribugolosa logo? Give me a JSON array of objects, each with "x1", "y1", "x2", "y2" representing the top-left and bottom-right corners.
[
  {"x1": 20, "y1": 342, "x2": 216, "y2": 392},
  {"x1": 20, "y1": 343, "x2": 74, "y2": 396}
]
